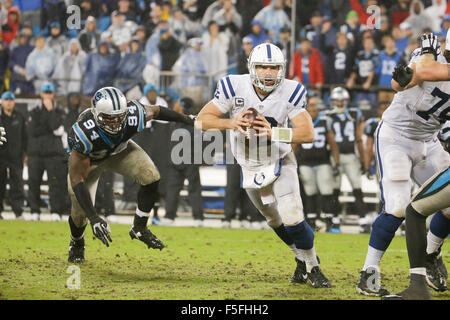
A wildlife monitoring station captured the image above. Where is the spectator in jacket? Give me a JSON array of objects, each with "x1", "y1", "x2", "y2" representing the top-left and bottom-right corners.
[
  {"x1": 115, "y1": 37, "x2": 147, "y2": 94},
  {"x1": 319, "y1": 31, "x2": 354, "y2": 86},
  {"x1": 347, "y1": 35, "x2": 379, "y2": 107},
  {"x1": 276, "y1": 26, "x2": 292, "y2": 72},
  {"x1": 201, "y1": 21, "x2": 229, "y2": 82},
  {"x1": 253, "y1": 0, "x2": 290, "y2": 43},
  {"x1": 158, "y1": 28, "x2": 182, "y2": 71},
  {"x1": 237, "y1": 36, "x2": 253, "y2": 74},
  {"x1": 0, "y1": 92, "x2": 27, "y2": 220},
  {"x1": 168, "y1": 6, "x2": 202, "y2": 45},
  {"x1": 403, "y1": 0, "x2": 433, "y2": 36},
  {"x1": 375, "y1": 34, "x2": 401, "y2": 102},
  {"x1": 52, "y1": 39, "x2": 87, "y2": 95},
  {"x1": 27, "y1": 82, "x2": 69, "y2": 221},
  {"x1": 82, "y1": 41, "x2": 119, "y2": 96},
  {"x1": 78, "y1": 16, "x2": 101, "y2": 53},
  {"x1": 8, "y1": 30, "x2": 34, "y2": 94},
  {"x1": 1, "y1": 6, "x2": 20, "y2": 45},
  {"x1": 46, "y1": 21, "x2": 68, "y2": 60},
  {"x1": 245, "y1": 19, "x2": 271, "y2": 47},
  {"x1": 172, "y1": 37, "x2": 208, "y2": 108},
  {"x1": 25, "y1": 35, "x2": 57, "y2": 94},
  {"x1": 289, "y1": 38, "x2": 324, "y2": 90}
]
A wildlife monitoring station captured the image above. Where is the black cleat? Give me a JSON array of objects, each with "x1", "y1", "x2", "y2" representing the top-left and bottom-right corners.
[
  {"x1": 129, "y1": 226, "x2": 165, "y2": 250},
  {"x1": 290, "y1": 258, "x2": 307, "y2": 284},
  {"x1": 68, "y1": 238, "x2": 85, "y2": 264},
  {"x1": 307, "y1": 266, "x2": 331, "y2": 288},
  {"x1": 425, "y1": 251, "x2": 447, "y2": 292},
  {"x1": 382, "y1": 284, "x2": 432, "y2": 300},
  {"x1": 356, "y1": 270, "x2": 390, "y2": 296},
  {"x1": 436, "y1": 245, "x2": 448, "y2": 280}
]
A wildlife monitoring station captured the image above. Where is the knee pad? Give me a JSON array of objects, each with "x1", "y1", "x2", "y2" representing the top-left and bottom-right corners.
[
  {"x1": 137, "y1": 181, "x2": 159, "y2": 213},
  {"x1": 369, "y1": 213, "x2": 404, "y2": 251},
  {"x1": 384, "y1": 151, "x2": 410, "y2": 181},
  {"x1": 285, "y1": 221, "x2": 314, "y2": 250}
]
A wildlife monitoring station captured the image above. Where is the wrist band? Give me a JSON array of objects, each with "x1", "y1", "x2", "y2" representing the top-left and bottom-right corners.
[{"x1": 271, "y1": 127, "x2": 293, "y2": 143}]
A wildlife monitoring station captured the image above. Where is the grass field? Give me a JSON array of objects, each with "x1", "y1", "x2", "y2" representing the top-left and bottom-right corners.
[{"x1": 0, "y1": 220, "x2": 449, "y2": 300}]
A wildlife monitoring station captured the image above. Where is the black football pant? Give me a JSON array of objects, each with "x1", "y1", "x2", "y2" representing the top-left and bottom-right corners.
[
  {"x1": 94, "y1": 170, "x2": 115, "y2": 216},
  {"x1": 165, "y1": 164, "x2": 203, "y2": 220},
  {"x1": 0, "y1": 160, "x2": 25, "y2": 216}
]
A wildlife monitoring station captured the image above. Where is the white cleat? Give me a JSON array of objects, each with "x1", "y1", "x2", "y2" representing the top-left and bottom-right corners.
[{"x1": 30, "y1": 213, "x2": 40, "y2": 221}]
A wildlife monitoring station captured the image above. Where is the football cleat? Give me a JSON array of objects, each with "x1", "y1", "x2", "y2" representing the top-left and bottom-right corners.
[
  {"x1": 436, "y1": 245, "x2": 448, "y2": 280},
  {"x1": 290, "y1": 257, "x2": 307, "y2": 284},
  {"x1": 356, "y1": 270, "x2": 390, "y2": 296},
  {"x1": 129, "y1": 226, "x2": 165, "y2": 250},
  {"x1": 381, "y1": 284, "x2": 432, "y2": 300},
  {"x1": 425, "y1": 251, "x2": 447, "y2": 292},
  {"x1": 307, "y1": 266, "x2": 331, "y2": 288},
  {"x1": 68, "y1": 238, "x2": 85, "y2": 264}
]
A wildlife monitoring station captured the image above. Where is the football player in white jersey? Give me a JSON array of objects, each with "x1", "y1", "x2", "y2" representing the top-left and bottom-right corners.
[
  {"x1": 356, "y1": 33, "x2": 450, "y2": 296},
  {"x1": 195, "y1": 43, "x2": 331, "y2": 288}
]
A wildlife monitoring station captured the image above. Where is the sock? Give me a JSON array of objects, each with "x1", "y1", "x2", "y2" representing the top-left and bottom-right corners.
[
  {"x1": 405, "y1": 204, "x2": 427, "y2": 269},
  {"x1": 289, "y1": 244, "x2": 304, "y2": 261},
  {"x1": 427, "y1": 211, "x2": 450, "y2": 254},
  {"x1": 68, "y1": 215, "x2": 86, "y2": 240},
  {"x1": 285, "y1": 221, "x2": 318, "y2": 271},
  {"x1": 273, "y1": 224, "x2": 294, "y2": 246},
  {"x1": 369, "y1": 213, "x2": 404, "y2": 251},
  {"x1": 362, "y1": 246, "x2": 385, "y2": 271},
  {"x1": 133, "y1": 208, "x2": 150, "y2": 228},
  {"x1": 300, "y1": 247, "x2": 319, "y2": 272}
]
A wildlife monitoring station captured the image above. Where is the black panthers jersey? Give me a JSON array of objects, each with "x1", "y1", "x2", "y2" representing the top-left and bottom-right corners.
[
  {"x1": 296, "y1": 115, "x2": 332, "y2": 166},
  {"x1": 364, "y1": 117, "x2": 380, "y2": 138},
  {"x1": 328, "y1": 108, "x2": 364, "y2": 154},
  {"x1": 67, "y1": 100, "x2": 146, "y2": 162}
]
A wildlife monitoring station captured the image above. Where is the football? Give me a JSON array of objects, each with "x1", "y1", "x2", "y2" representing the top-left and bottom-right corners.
[{"x1": 242, "y1": 107, "x2": 259, "y2": 138}]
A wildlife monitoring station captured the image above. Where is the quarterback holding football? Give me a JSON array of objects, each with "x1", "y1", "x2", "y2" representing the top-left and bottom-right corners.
[{"x1": 195, "y1": 43, "x2": 331, "y2": 288}]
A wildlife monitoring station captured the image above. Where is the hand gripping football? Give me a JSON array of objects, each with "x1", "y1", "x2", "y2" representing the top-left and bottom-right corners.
[{"x1": 242, "y1": 107, "x2": 259, "y2": 139}]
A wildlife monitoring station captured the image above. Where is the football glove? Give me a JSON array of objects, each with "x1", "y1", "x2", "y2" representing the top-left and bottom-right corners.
[
  {"x1": 420, "y1": 33, "x2": 440, "y2": 59},
  {"x1": 0, "y1": 127, "x2": 6, "y2": 146},
  {"x1": 332, "y1": 165, "x2": 340, "y2": 177},
  {"x1": 88, "y1": 215, "x2": 112, "y2": 247},
  {"x1": 392, "y1": 64, "x2": 413, "y2": 87}
]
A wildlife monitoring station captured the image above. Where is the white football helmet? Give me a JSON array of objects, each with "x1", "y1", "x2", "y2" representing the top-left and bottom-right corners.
[
  {"x1": 330, "y1": 86, "x2": 350, "y2": 113},
  {"x1": 248, "y1": 43, "x2": 286, "y2": 93},
  {"x1": 92, "y1": 87, "x2": 128, "y2": 135}
]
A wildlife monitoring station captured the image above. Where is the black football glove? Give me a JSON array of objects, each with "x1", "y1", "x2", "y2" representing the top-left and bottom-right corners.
[
  {"x1": 420, "y1": 33, "x2": 440, "y2": 59},
  {"x1": 332, "y1": 165, "x2": 340, "y2": 177},
  {"x1": 392, "y1": 64, "x2": 413, "y2": 88},
  {"x1": 89, "y1": 215, "x2": 112, "y2": 247}
]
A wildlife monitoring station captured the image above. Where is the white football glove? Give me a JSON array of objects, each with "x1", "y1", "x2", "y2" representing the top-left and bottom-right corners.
[
  {"x1": 0, "y1": 127, "x2": 6, "y2": 146},
  {"x1": 420, "y1": 33, "x2": 441, "y2": 58}
]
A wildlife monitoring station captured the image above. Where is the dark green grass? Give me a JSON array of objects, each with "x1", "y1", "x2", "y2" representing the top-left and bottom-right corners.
[{"x1": 0, "y1": 220, "x2": 449, "y2": 300}]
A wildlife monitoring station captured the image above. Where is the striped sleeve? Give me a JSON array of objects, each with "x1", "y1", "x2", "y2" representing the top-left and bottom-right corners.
[
  {"x1": 68, "y1": 123, "x2": 92, "y2": 155},
  {"x1": 212, "y1": 75, "x2": 236, "y2": 113},
  {"x1": 440, "y1": 122, "x2": 450, "y2": 142},
  {"x1": 287, "y1": 82, "x2": 307, "y2": 119}
]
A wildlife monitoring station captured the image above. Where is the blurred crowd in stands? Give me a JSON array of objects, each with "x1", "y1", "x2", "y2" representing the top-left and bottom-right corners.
[{"x1": 0, "y1": 0, "x2": 449, "y2": 231}]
